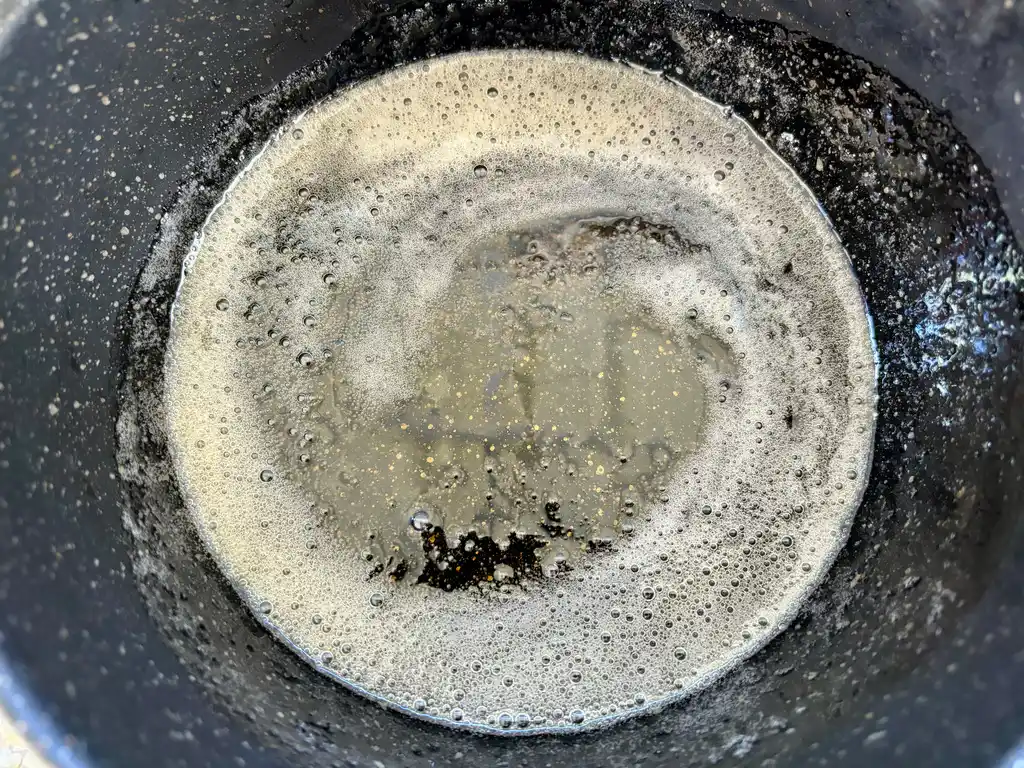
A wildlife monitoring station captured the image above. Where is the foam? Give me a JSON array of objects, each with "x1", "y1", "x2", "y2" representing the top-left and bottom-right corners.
[{"x1": 164, "y1": 51, "x2": 877, "y2": 733}]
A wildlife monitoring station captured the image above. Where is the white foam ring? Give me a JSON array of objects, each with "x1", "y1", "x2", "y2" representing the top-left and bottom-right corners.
[{"x1": 164, "y1": 51, "x2": 877, "y2": 734}]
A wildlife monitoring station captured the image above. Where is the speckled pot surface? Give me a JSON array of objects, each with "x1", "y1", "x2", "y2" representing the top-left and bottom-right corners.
[{"x1": 1, "y1": 1, "x2": 1023, "y2": 767}]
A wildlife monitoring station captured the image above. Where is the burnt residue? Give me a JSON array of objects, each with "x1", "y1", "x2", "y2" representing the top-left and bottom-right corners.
[
  {"x1": 107, "y1": 1, "x2": 1024, "y2": 767},
  {"x1": 413, "y1": 528, "x2": 549, "y2": 591},
  {"x1": 365, "y1": 524, "x2": 553, "y2": 590}
]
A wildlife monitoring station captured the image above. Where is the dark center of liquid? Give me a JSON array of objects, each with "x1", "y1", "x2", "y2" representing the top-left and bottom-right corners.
[{"x1": 290, "y1": 215, "x2": 722, "y2": 586}]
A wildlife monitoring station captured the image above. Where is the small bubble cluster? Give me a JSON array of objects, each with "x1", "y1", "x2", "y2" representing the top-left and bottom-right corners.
[{"x1": 165, "y1": 51, "x2": 876, "y2": 734}]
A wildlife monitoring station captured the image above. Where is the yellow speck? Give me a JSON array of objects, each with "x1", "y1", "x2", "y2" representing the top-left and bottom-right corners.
[
  {"x1": 551, "y1": 425, "x2": 558, "y2": 432},
  {"x1": 631, "y1": 331, "x2": 637, "y2": 338},
  {"x1": 597, "y1": 508, "x2": 604, "y2": 517},
  {"x1": 456, "y1": 391, "x2": 463, "y2": 398},
  {"x1": 426, "y1": 456, "x2": 434, "y2": 464},
  {"x1": 619, "y1": 396, "x2": 626, "y2": 402},
  {"x1": 388, "y1": 465, "x2": 394, "y2": 471},
  {"x1": 489, "y1": 444, "x2": 496, "y2": 451},
  {"x1": 400, "y1": 423, "x2": 408, "y2": 430},
  {"x1": 396, "y1": 452, "x2": 403, "y2": 459},
  {"x1": 427, "y1": 423, "x2": 434, "y2": 429},
  {"x1": 533, "y1": 424, "x2": 540, "y2": 431},
  {"x1": 523, "y1": 355, "x2": 531, "y2": 362},
  {"x1": 673, "y1": 391, "x2": 679, "y2": 396},
  {"x1": 419, "y1": 472, "x2": 427, "y2": 478},
  {"x1": 596, "y1": 465, "x2": 605, "y2": 475},
  {"x1": 597, "y1": 371, "x2": 604, "y2": 379},
  {"x1": 468, "y1": 415, "x2": 474, "y2": 420}
]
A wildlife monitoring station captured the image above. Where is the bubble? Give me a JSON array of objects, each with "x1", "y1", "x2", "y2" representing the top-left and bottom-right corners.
[
  {"x1": 487, "y1": 87, "x2": 499, "y2": 98},
  {"x1": 369, "y1": 593, "x2": 384, "y2": 607},
  {"x1": 474, "y1": 164, "x2": 488, "y2": 178},
  {"x1": 259, "y1": 469, "x2": 274, "y2": 482},
  {"x1": 216, "y1": 298, "x2": 229, "y2": 311},
  {"x1": 410, "y1": 508, "x2": 432, "y2": 531},
  {"x1": 673, "y1": 647, "x2": 687, "y2": 660},
  {"x1": 570, "y1": 710, "x2": 586, "y2": 725}
]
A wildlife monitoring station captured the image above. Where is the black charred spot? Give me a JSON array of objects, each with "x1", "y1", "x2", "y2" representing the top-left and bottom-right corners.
[
  {"x1": 415, "y1": 528, "x2": 547, "y2": 591},
  {"x1": 389, "y1": 559, "x2": 409, "y2": 582},
  {"x1": 545, "y1": 500, "x2": 561, "y2": 521}
]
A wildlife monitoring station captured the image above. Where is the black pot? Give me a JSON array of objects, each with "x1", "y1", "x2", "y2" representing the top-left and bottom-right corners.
[{"x1": 1, "y1": 1, "x2": 1023, "y2": 766}]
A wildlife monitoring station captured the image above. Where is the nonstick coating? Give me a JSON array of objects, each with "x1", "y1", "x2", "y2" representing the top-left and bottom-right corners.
[{"x1": 1, "y1": 1, "x2": 1023, "y2": 767}]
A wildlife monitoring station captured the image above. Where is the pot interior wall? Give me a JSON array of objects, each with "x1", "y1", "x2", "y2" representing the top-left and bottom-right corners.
[{"x1": 0, "y1": 1, "x2": 1022, "y2": 767}]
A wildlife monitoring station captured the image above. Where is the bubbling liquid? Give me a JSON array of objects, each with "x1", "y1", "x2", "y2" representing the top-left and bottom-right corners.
[{"x1": 165, "y1": 51, "x2": 876, "y2": 733}]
